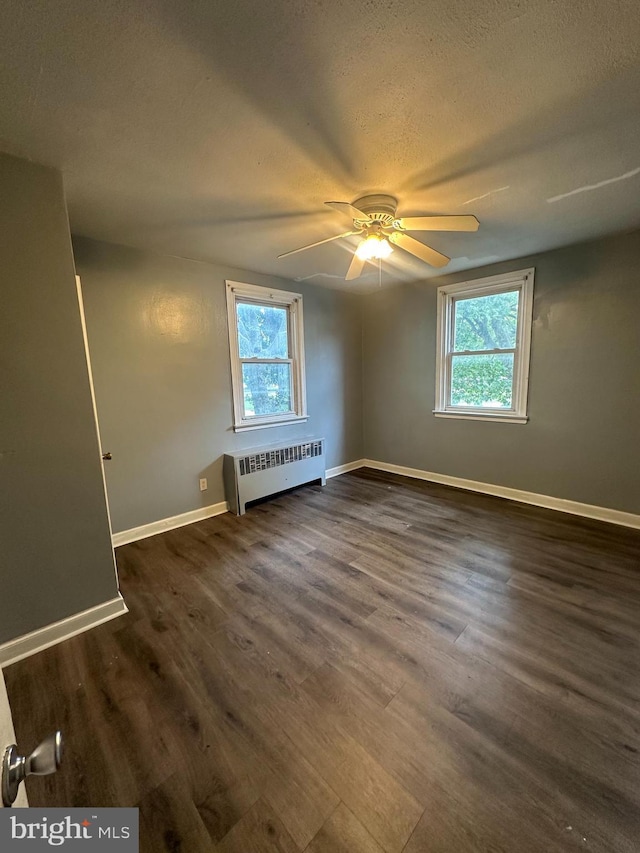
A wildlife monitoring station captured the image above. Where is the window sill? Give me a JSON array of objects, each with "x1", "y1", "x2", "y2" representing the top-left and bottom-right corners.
[
  {"x1": 233, "y1": 416, "x2": 309, "y2": 433},
  {"x1": 433, "y1": 410, "x2": 528, "y2": 424}
]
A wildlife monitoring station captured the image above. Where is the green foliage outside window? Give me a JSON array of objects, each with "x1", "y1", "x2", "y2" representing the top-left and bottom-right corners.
[
  {"x1": 237, "y1": 303, "x2": 292, "y2": 416},
  {"x1": 451, "y1": 290, "x2": 519, "y2": 408}
]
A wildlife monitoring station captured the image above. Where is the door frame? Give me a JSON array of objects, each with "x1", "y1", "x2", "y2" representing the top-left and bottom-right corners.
[
  {"x1": 0, "y1": 671, "x2": 28, "y2": 808},
  {"x1": 75, "y1": 275, "x2": 121, "y2": 593}
]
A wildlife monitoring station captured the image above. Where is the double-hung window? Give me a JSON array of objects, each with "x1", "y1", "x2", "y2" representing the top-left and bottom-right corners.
[
  {"x1": 434, "y1": 268, "x2": 534, "y2": 423},
  {"x1": 226, "y1": 281, "x2": 307, "y2": 431}
]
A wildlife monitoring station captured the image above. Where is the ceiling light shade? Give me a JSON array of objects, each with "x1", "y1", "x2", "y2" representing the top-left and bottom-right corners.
[{"x1": 355, "y1": 234, "x2": 393, "y2": 261}]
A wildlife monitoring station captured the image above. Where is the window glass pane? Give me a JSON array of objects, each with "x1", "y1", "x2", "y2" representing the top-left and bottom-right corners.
[
  {"x1": 453, "y1": 290, "x2": 519, "y2": 351},
  {"x1": 450, "y1": 353, "x2": 514, "y2": 408},
  {"x1": 237, "y1": 303, "x2": 288, "y2": 358},
  {"x1": 242, "y1": 362, "x2": 292, "y2": 417}
]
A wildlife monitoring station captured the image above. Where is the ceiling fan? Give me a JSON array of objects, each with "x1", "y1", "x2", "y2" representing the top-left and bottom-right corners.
[{"x1": 277, "y1": 194, "x2": 479, "y2": 280}]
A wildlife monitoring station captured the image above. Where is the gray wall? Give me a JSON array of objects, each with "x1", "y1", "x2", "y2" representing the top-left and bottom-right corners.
[
  {"x1": 73, "y1": 226, "x2": 640, "y2": 533},
  {"x1": 73, "y1": 237, "x2": 363, "y2": 534},
  {"x1": 363, "y1": 229, "x2": 640, "y2": 515},
  {"x1": 0, "y1": 154, "x2": 119, "y2": 645}
]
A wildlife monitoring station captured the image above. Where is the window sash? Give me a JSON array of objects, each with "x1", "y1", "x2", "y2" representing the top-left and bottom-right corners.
[
  {"x1": 449, "y1": 347, "x2": 516, "y2": 356},
  {"x1": 446, "y1": 352, "x2": 516, "y2": 411},
  {"x1": 239, "y1": 358, "x2": 293, "y2": 364},
  {"x1": 236, "y1": 298, "x2": 292, "y2": 360},
  {"x1": 240, "y1": 360, "x2": 295, "y2": 419}
]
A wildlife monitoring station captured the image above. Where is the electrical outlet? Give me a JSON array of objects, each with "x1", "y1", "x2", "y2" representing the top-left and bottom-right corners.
[{"x1": 199, "y1": 478, "x2": 207, "y2": 492}]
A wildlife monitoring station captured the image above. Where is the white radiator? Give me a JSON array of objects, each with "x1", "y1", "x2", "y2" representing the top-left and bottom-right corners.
[{"x1": 223, "y1": 438, "x2": 326, "y2": 515}]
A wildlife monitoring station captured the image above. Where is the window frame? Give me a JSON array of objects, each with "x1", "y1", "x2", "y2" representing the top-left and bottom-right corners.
[
  {"x1": 434, "y1": 268, "x2": 535, "y2": 424},
  {"x1": 226, "y1": 280, "x2": 307, "y2": 431}
]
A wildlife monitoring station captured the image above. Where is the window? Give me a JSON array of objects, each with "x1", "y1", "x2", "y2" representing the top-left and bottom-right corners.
[
  {"x1": 226, "y1": 281, "x2": 307, "y2": 431},
  {"x1": 434, "y1": 268, "x2": 534, "y2": 423}
]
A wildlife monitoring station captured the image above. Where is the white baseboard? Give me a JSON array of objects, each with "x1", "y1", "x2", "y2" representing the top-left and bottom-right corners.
[
  {"x1": 360, "y1": 459, "x2": 640, "y2": 530},
  {"x1": 112, "y1": 458, "x2": 639, "y2": 553},
  {"x1": 112, "y1": 501, "x2": 229, "y2": 547},
  {"x1": 326, "y1": 459, "x2": 367, "y2": 479},
  {"x1": 0, "y1": 596, "x2": 128, "y2": 668}
]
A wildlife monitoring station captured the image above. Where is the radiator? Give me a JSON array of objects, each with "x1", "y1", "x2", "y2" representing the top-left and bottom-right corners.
[{"x1": 223, "y1": 438, "x2": 326, "y2": 515}]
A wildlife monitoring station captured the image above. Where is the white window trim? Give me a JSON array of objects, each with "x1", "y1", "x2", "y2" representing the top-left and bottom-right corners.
[
  {"x1": 226, "y1": 280, "x2": 308, "y2": 432},
  {"x1": 434, "y1": 268, "x2": 535, "y2": 424}
]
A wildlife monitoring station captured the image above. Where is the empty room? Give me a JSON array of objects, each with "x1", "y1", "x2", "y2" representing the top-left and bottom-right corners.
[{"x1": 1, "y1": 1, "x2": 640, "y2": 851}]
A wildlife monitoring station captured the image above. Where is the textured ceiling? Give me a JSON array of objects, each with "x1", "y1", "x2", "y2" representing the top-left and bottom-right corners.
[{"x1": 2, "y1": 0, "x2": 640, "y2": 291}]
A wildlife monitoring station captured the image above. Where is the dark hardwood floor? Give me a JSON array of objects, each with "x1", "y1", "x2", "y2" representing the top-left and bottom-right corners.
[{"x1": 6, "y1": 469, "x2": 640, "y2": 852}]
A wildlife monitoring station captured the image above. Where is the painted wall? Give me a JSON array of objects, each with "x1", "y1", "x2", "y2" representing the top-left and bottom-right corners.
[
  {"x1": 0, "y1": 154, "x2": 119, "y2": 645},
  {"x1": 73, "y1": 237, "x2": 363, "y2": 534},
  {"x1": 362, "y1": 229, "x2": 640, "y2": 515}
]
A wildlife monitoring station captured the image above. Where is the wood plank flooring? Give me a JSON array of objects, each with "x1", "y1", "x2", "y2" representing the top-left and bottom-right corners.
[{"x1": 5, "y1": 469, "x2": 640, "y2": 852}]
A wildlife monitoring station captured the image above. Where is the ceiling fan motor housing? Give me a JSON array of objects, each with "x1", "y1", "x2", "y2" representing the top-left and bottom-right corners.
[{"x1": 352, "y1": 194, "x2": 398, "y2": 227}]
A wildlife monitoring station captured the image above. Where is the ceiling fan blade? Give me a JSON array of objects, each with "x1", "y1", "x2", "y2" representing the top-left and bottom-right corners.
[
  {"x1": 277, "y1": 230, "x2": 358, "y2": 259},
  {"x1": 345, "y1": 253, "x2": 366, "y2": 280},
  {"x1": 397, "y1": 215, "x2": 479, "y2": 232},
  {"x1": 389, "y1": 232, "x2": 450, "y2": 268},
  {"x1": 325, "y1": 201, "x2": 372, "y2": 222}
]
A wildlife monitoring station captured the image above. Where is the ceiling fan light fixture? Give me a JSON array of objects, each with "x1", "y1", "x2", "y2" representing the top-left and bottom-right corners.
[
  {"x1": 355, "y1": 234, "x2": 393, "y2": 261},
  {"x1": 278, "y1": 195, "x2": 477, "y2": 280}
]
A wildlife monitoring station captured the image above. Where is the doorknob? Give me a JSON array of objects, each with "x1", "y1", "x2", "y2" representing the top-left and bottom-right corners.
[
  {"x1": 2, "y1": 731, "x2": 63, "y2": 807},
  {"x1": 102, "y1": 452, "x2": 112, "y2": 460}
]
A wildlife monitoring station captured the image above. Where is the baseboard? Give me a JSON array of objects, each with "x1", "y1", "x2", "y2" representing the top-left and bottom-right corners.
[
  {"x1": 326, "y1": 459, "x2": 367, "y2": 479},
  {"x1": 0, "y1": 596, "x2": 128, "y2": 668},
  {"x1": 112, "y1": 460, "x2": 639, "y2": 552},
  {"x1": 112, "y1": 469, "x2": 369, "y2": 544},
  {"x1": 360, "y1": 459, "x2": 640, "y2": 530},
  {"x1": 112, "y1": 501, "x2": 229, "y2": 547},
  {"x1": 112, "y1": 467, "x2": 364, "y2": 545}
]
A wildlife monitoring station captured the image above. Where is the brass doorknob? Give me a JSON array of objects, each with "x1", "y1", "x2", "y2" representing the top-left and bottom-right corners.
[{"x1": 102, "y1": 452, "x2": 112, "y2": 461}]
